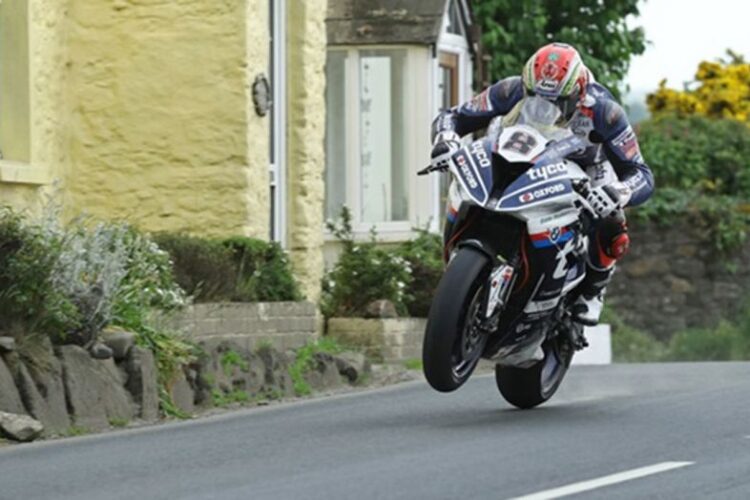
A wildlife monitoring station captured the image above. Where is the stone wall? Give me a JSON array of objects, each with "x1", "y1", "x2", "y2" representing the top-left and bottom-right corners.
[
  {"x1": 173, "y1": 302, "x2": 321, "y2": 352},
  {"x1": 0, "y1": 335, "x2": 157, "y2": 439},
  {"x1": 327, "y1": 318, "x2": 425, "y2": 362},
  {"x1": 608, "y1": 220, "x2": 750, "y2": 340}
]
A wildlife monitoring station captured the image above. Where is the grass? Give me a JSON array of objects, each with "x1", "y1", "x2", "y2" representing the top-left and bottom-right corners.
[
  {"x1": 211, "y1": 389, "x2": 250, "y2": 407},
  {"x1": 289, "y1": 338, "x2": 344, "y2": 397},
  {"x1": 65, "y1": 426, "x2": 89, "y2": 437},
  {"x1": 221, "y1": 349, "x2": 249, "y2": 376},
  {"x1": 403, "y1": 358, "x2": 423, "y2": 371},
  {"x1": 108, "y1": 418, "x2": 129, "y2": 428}
]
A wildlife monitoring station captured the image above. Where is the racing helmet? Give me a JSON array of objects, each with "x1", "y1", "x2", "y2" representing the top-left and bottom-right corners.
[{"x1": 522, "y1": 43, "x2": 590, "y2": 121}]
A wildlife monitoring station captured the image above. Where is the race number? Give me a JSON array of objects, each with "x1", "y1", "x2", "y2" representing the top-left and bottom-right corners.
[{"x1": 502, "y1": 131, "x2": 538, "y2": 155}]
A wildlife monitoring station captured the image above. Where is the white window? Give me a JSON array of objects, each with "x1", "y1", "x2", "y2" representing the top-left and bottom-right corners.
[
  {"x1": 0, "y1": 0, "x2": 30, "y2": 163},
  {"x1": 325, "y1": 47, "x2": 424, "y2": 236}
]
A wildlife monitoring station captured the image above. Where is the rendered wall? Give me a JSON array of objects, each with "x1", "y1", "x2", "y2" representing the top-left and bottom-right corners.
[
  {"x1": 64, "y1": 0, "x2": 270, "y2": 238},
  {"x1": 287, "y1": 0, "x2": 327, "y2": 301}
]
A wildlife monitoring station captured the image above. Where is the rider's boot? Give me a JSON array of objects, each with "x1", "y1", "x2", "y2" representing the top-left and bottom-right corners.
[{"x1": 572, "y1": 266, "x2": 614, "y2": 326}]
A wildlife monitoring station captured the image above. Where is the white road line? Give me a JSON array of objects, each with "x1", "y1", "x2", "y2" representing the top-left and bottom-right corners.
[{"x1": 510, "y1": 461, "x2": 694, "y2": 500}]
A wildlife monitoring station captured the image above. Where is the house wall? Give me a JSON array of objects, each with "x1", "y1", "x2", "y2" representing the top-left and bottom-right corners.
[
  {"x1": 1, "y1": 0, "x2": 326, "y2": 302},
  {"x1": 64, "y1": 0, "x2": 267, "y2": 238},
  {"x1": 287, "y1": 0, "x2": 328, "y2": 301}
]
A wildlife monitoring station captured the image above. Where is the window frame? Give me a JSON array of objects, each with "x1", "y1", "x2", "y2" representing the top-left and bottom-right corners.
[
  {"x1": 0, "y1": 0, "x2": 51, "y2": 187},
  {"x1": 325, "y1": 45, "x2": 423, "y2": 239}
]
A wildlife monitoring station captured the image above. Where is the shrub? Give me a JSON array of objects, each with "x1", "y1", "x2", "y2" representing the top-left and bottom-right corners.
[
  {"x1": 638, "y1": 114, "x2": 750, "y2": 197},
  {"x1": 151, "y1": 234, "x2": 237, "y2": 302},
  {"x1": 0, "y1": 207, "x2": 78, "y2": 339},
  {"x1": 665, "y1": 322, "x2": 743, "y2": 361},
  {"x1": 321, "y1": 207, "x2": 412, "y2": 318},
  {"x1": 224, "y1": 237, "x2": 301, "y2": 302},
  {"x1": 0, "y1": 207, "x2": 196, "y2": 415},
  {"x1": 604, "y1": 307, "x2": 666, "y2": 363},
  {"x1": 152, "y1": 233, "x2": 302, "y2": 303},
  {"x1": 396, "y1": 229, "x2": 443, "y2": 317}
]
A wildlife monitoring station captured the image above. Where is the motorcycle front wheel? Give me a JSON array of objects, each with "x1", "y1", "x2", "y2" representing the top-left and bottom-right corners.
[
  {"x1": 495, "y1": 334, "x2": 574, "y2": 409},
  {"x1": 422, "y1": 247, "x2": 490, "y2": 392}
]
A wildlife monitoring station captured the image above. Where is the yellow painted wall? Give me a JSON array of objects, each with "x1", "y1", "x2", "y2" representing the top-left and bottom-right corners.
[
  {"x1": 2, "y1": 0, "x2": 327, "y2": 302},
  {"x1": 287, "y1": 0, "x2": 327, "y2": 301},
  {"x1": 64, "y1": 0, "x2": 270, "y2": 238}
]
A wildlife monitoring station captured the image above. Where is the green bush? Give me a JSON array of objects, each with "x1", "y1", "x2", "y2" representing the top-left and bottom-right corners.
[
  {"x1": 604, "y1": 307, "x2": 666, "y2": 363},
  {"x1": 321, "y1": 207, "x2": 412, "y2": 318},
  {"x1": 633, "y1": 188, "x2": 750, "y2": 252},
  {"x1": 0, "y1": 207, "x2": 196, "y2": 416},
  {"x1": 638, "y1": 114, "x2": 750, "y2": 196},
  {"x1": 0, "y1": 208, "x2": 78, "y2": 339},
  {"x1": 396, "y1": 229, "x2": 443, "y2": 317},
  {"x1": 664, "y1": 322, "x2": 742, "y2": 361},
  {"x1": 151, "y1": 234, "x2": 237, "y2": 302},
  {"x1": 152, "y1": 233, "x2": 302, "y2": 303},
  {"x1": 224, "y1": 237, "x2": 301, "y2": 302},
  {"x1": 635, "y1": 114, "x2": 750, "y2": 252}
]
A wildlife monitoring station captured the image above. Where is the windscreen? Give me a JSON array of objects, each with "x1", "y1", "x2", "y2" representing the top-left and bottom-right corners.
[{"x1": 516, "y1": 96, "x2": 562, "y2": 129}]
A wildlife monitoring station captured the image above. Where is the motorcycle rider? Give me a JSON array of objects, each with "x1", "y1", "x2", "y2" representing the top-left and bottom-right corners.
[{"x1": 431, "y1": 42, "x2": 654, "y2": 326}]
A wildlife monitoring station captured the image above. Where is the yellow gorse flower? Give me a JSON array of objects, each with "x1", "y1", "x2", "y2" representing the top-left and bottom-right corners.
[{"x1": 647, "y1": 51, "x2": 750, "y2": 123}]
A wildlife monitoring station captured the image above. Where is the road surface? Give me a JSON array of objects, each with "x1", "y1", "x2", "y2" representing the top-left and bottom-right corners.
[{"x1": 1, "y1": 363, "x2": 749, "y2": 499}]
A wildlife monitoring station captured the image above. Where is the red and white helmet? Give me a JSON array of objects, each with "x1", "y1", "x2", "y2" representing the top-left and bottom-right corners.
[{"x1": 522, "y1": 43, "x2": 590, "y2": 120}]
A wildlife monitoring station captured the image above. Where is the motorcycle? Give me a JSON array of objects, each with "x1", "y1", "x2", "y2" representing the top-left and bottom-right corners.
[{"x1": 418, "y1": 96, "x2": 598, "y2": 409}]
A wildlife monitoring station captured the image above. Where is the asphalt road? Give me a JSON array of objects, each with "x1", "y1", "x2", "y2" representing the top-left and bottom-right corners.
[{"x1": 2, "y1": 362, "x2": 750, "y2": 500}]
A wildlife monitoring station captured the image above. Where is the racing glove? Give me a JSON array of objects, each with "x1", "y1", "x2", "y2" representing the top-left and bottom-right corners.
[
  {"x1": 586, "y1": 182, "x2": 632, "y2": 218},
  {"x1": 430, "y1": 131, "x2": 461, "y2": 172}
]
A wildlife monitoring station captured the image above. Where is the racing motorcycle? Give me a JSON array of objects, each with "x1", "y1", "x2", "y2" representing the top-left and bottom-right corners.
[{"x1": 418, "y1": 96, "x2": 599, "y2": 409}]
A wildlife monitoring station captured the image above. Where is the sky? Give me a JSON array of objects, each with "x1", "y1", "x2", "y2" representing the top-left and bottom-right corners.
[{"x1": 625, "y1": 0, "x2": 750, "y2": 99}]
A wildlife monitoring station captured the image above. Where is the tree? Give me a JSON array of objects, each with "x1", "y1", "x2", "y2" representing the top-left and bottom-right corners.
[
  {"x1": 647, "y1": 50, "x2": 750, "y2": 122},
  {"x1": 472, "y1": 0, "x2": 646, "y2": 99}
]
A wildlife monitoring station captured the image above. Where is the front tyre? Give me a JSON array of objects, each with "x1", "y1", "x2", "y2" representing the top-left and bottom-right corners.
[
  {"x1": 423, "y1": 247, "x2": 490, "y2": 392},
  {"x1": 495, "y1": 335, "x2": 574, "y2": 409}
]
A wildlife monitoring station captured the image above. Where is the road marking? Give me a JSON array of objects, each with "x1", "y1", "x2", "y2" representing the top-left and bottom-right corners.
[{"x1": 510, "y1": 461, "x2": 694, "y2": 500}]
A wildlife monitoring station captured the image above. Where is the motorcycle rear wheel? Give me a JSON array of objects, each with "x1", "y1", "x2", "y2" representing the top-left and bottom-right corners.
[
  {"x1": 495, "y1": 335, "x2": 574, "y2": 409},
  {"x1": 422, "y1": 247, "x2": 490, "y2": 392}
]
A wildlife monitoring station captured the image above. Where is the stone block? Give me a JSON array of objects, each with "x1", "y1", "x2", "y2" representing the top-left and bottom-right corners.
[
  {"x1": 333, "y1": 352, "x2": 370, "y2": 383},
  {"x1": 0, "y1": 412, "x2": 43, "y2": 442},
  {"x1": 169, "y1": 371, "x2": 195, "y2": 415},
  {"x1": 257, "y1": 346, "x2": 294, "y2": 397},
  {"x1": 0, "y1": 355, "x2": 26, "y2": 415},
  {"x1": 101, "y1": 328, "x2": 136, "y2": 361},
  {"x1": 125, "y1": 347, "x2": 159, "y2": 421},
  {"x1": 195, "y1": 318, "x2": 220, "y2": 337},
  {"x1": 0, "y1": 337, "x2": 15, "y2": 353},
  {"x1": 14, "y1": 360, "x2": 70, "y2": 435},
  {"x1": 303, "y1": 352, "x2": 343, "y2": 392},
  {"x1": 58, "y1": 345, "x2": 135, "y2": 430}
]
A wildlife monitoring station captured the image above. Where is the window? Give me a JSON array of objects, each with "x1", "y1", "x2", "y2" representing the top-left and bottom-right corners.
[
  {"x1": 325, "y1": 50, "x2": 347, "y2": 220},
  {"x1": 325, "y1": 48, "x2": 412, "y2": 228},
  {"x1": 446, "y1": 0, "x2": 464, "y2": 36},
  {"x1": 0, "y1": 0, "x2": 30, "y2": 163}
]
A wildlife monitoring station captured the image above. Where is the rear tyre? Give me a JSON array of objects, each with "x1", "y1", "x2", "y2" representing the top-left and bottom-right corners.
[
  {"x1": 423, "y1": 247, "x2": 490, "y2": 392},
  {"x1": 495, "y1": 335, "x2": 574, "y2": 409}
]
